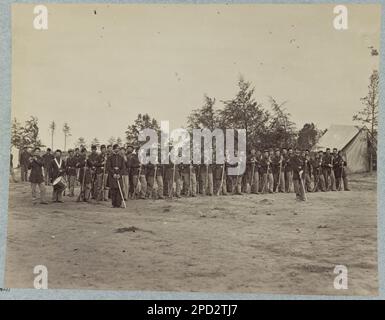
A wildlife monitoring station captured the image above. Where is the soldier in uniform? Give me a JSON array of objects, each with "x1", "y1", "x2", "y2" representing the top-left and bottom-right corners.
[
  {"x1": 283, "y1": 147, "x2": 294, "y2": 193},
  {"x1": 98, "y1": 145, "x2": 109, "y2": 201},
  {"x1": 19, "y1": 147, "x2": 31, "y2": 182},
  {"x1": 65, "y1": 149, "x2": 77, "y2": 197},
  {"x1": 260, "y1": 149, "x2": 273, "y2": 193},
  {"x1": 272, "y1": 148, "x2": 284, "y2": 193},
  {"x1": 322, "y1": 148, "x2": 336, "y2": 191},
  {"x1": 180, "y1": 160, "x2": 198, "y2": 197},
  {"x1": 303, "y1": 152, "x2": 313, "y2": 192},
  {"x1": 28, "y1": 147, "x2": 48, "y2": 204},
  {"x1": 50, "y1": 149, "x2": 66, "y2": 203},
  {"x1": 129, "y1": 147, "x2": 147, "y2": 199},
  {"x1": 334, "y1": 150, "x2": 350, "y2": 191},
  {"x1": 291, "y1": 148, "x2": 306, "y2": 201},
  {"x1": 199, "y1": 162, "x2": 214, "y2": 196},
  {"x1": 146, "y1": 159, "x2": 165, "y2": 199},
  {"x1": 42, "y1": 148, "x2": 54, "y2": 185},
  {"x1": 165, "y1": 159, "x2": 181, "y2": 198},
  {"x1": 213, "y1": 158, "x2": 227, "y2": 196},
  {"x1": 88, "y1": 145, "x2": 102, "y2": 199},
  {"x1": 77, "y1": 147, "x2": 92, "y2": 202},
  {"x1": 312, "y1": 151, "x2": 326, "y2": 192},
  {"x1": 107, "y1": 144, "x2": 125, "y2": 208},
  {"x1": 119, "y1": 147, "x2": 129, "y2": 200},
  {"x1": 73, "y1": 148, "x2": 81, "y2": 185}
]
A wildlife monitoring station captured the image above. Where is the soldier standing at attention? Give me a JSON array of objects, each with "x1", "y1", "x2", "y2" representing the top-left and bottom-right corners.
[
  {"x1": 50, "y1": 149, "x2": 66, "y2": 203},
  {"x1": 272, "y1": 148, "x2": 284, "y2": 193},
  {"x1": 291, "y1": 148, "x2": 306, "y2": 201},
  {"x1": 130, "y1": 147, "x2": 147, "y2": 199},
  {"x1": 213, "y1": 160, "x2": 227, "y2": 196},
  {"x1": 98, "y1": 145, "x2": 109, "y2": 201},
  {"x1": 107, "y1": 144, "x2": 125, "y2": 208},
  {"x1": 119, "y1": 147, "x2": 129, "y2": 201},
  {"x1": 200, "y1": 162, "x2": 214, "y2": 196},
  {"x1": 334, "y1": 150, "x2": 350, "y2": 191},
  {"x1": 19, "y1": 147, "x2": 31, "y2": 182},
  {"x1": 73, "y1": 148, "x2": 81, "y2": 185},
  {"x1": 165, "y1": 158, "x2": 181, "y2": 198},
  {"x1": 88, "y1": 145, "x2": 101, "y2": 199},
  {"x1": 322, "y1": 148, "x2": 336, "y2": 191},
  {"x1": 28, "y1": 147, "x2": 48, "y2": 204},
  {"x1": 312, "y1": 151, "x2": 326, "y2": 192},
  {"x1": 303, "y1": 152, "x2": 313, "y2": 192},
  {"x1": 42, "y1": 148, "x2": 54, "y2": 185},
  {"x1": 77, "y1": 147, "x2": 92, "y2": 202},
  {"x1": 65, "y1": 149, "x2": 77, "y2": 197},
  {"x1": 244, "y1": 149, "x2": 257, "y2": 194},
  {"x1": 146, "y1": 159, "x2": 165, "y2": 199},
  {"x1": 284, "y1": 147, "x2": 294, "y2": 193},
  {"x1": 260, "y1": 149, "x2": 273, "y2": 193}
]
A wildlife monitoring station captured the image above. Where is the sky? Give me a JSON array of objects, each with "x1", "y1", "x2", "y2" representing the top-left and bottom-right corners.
[{"x1": 11, "y1": 3, "x2": 381, "y2": 151}]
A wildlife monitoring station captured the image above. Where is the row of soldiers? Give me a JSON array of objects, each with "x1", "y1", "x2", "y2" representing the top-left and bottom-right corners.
[{"x1": 20, "y1": 143, "x2": 349, "y2": 206}]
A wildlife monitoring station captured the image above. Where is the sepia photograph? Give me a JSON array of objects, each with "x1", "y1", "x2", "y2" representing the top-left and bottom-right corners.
[{"x1": 4, "y1": 3, "x2": 381, "y2": 296}]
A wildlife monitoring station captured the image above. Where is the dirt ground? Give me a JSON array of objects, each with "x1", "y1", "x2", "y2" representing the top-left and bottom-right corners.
[{"x1": 4, "y1": 172, "x2": 378, "y2": 296}]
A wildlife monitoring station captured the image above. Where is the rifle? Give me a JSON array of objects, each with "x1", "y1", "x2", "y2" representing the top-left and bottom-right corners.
[
  {"x1": 217, "y1": 163, "x2": 225, "y2": 196},
  {"x1": 262, "y1": 157, "x2": 270, "y2": 193},
  {"x1": 170, "y1": 163, "x2": 176, "y2": 199},
  {"x1": 153, "y1": 164, "x2": 158, "y2": 199},
  {"x1": 77, "y1": 154, "x2": 88, "y2": 202},
  {"x1": 134, "y1": 164, "x2": 142, "y2": 199},
  {"x1": 100, "y1": 154, "x2": 107, "y2": 201},
  {"x1": 275, "y1": 155, "x2": 282, "y2": 192},
  {"x1": 189, "y1": 162, "x2": 193, "y2": 196},
  {"x1": 249, "y1": 158, "x2": 255, "y2": 193}
]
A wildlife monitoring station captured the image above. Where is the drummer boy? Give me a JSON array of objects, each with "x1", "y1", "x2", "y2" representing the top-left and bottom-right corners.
[{"x1": 50, "y1": 149, "x2": 66, "y2": 203}]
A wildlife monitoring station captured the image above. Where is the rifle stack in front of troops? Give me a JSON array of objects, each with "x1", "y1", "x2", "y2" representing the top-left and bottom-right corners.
[{"x1": 18, "y1": 144, "x2": 350, "y2": 207}]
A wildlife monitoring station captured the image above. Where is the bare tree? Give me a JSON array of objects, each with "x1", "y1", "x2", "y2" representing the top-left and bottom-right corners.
[
  {"x1": 353, "y1": 70, "x2": 378, "y2": 171},
  {"x1": 62, "y1": 123, "x2": 71, "y2": 151},
  {"x1": 49, "y1": 121, "x2": 56, "y2": 149}
]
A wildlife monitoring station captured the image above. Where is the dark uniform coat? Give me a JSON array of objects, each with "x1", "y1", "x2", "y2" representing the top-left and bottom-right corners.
[{"x1": 28, "y1": 156, "x2": 44, "y2": 184}]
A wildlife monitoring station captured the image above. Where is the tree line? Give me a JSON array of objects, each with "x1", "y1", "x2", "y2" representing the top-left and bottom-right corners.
[{"x1": 10, "y1": 72, "x2": 378, "y2": 158}]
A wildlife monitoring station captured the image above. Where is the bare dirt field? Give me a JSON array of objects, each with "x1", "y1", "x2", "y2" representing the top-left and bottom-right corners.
[{"x1": 4, "y1": 172, "x2": 378, "y2": 296}]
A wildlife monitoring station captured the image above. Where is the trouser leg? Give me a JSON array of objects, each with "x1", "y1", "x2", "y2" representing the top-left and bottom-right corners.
[
  {"x1": 190, "y1": 173, "x2": 197, "y2": 196},
  {"x1": 69, "y1": 175, "x2": 76, "y2": 196},
  {"x1": 38, "y1": 182, "x2": 46, "y2": 202},
  {"x1": 31, "y1": 183, "x2": 37, "y2": 201},
  {"x1": 156, "y1": 175, "x2": 164, "y2": 199},
  {"x1": 273, "y1": 172, "x2": 279, "y2": 191},
  {"x1": 330, "y1": 170, "x2": 336, "y2": 191},
  {"x1": 268, "y1": 173, "x2": 274, "y2": 193},
  {"x1": 139, "y1": 174, "x2": 147, "y2": 198},
  {"x1": 305, "y1": 173, "x2": 312, "y2": 192},
  {"x1": 84, "y1": 183, "x2": 91, "y2": 201},
  {"x1": 182, "y1": 173, "x2": 189, "y2": 196}
]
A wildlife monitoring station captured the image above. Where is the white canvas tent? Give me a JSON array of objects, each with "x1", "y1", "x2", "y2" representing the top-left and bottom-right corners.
[{"x1": 314, "y1": 124, "x2": 370, "y2": 173}]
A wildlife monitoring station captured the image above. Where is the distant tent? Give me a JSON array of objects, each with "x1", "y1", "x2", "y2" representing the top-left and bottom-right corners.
[{"x1": 314, "y1": 125, "x2": 370, "y2": 173}]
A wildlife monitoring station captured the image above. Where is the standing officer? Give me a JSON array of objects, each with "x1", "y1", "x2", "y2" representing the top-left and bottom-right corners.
[
  {"x1": 291, "y1": 148, "x2": 306, "y2": 201},
  {"x1": 334, "y1": 150, "x2": 350, "y2": 191},
  {"x1": 107, "y1": 144, "x2": 125, "y2": 208},
  {"x1": 322, "y1": 148, "x2": 336, "y2": 191},
  {"x1": 272, "y1": 148, "x2": 284, "y2": 193},
  {"x1": 65, "y1": 149, "x2": 77, "y2": 197},
  {"x1": 28, "y1": 147, "x2": 48, "y2": 204},
  {"x1": 19, "y1": 147, "x2": 31, "y2": 182},
  {"x1": 260, "y1": 150, "x2": 273, "y2": 193},
  {"x1": 42, "y1": 148, "x2": 54, "y2": 185}
]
